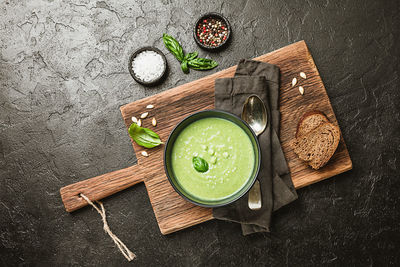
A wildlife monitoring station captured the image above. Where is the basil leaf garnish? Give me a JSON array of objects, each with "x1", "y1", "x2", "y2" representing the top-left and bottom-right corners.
[
  {"x1": 181, "y1": 60, "x2": 189, "y2": 73},
  {"x1": 187, "y1": 58, "x2": 218, "y2": 70},
  {"x1": 192, "y1": 156, "x2": 209, "y2": 173},
  {"x1": 128, "y1": 123, "x2": 163, "y2": 148},
  {"x1": 162, "y1": 33, "x2": 184, "y2": 62},
  {"x1": 184, "y1": 51, "x2": 198, "y2": 61}
]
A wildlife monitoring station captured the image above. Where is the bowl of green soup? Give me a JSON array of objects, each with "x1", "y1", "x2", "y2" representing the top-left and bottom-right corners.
[{"x1": 164, "y1": 110, "x2": 261, "y2": 207}]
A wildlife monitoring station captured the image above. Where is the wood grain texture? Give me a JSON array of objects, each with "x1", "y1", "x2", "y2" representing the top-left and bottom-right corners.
[
  {"x1": 60, "y1": 40, "x2": 352, "y2": 235},
  {"x1": 60, "y1": 164, "x2": 146, "y2": 212}
]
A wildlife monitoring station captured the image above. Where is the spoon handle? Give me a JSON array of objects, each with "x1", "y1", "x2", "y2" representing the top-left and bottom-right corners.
[{"x1": 248, "y1": 179, "x2": 262, "y2": 210}]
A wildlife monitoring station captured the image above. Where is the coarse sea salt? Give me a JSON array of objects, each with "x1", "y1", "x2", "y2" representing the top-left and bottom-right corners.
[{"x1": 132, "y1": 51, "x2": 164, "y2": 82}]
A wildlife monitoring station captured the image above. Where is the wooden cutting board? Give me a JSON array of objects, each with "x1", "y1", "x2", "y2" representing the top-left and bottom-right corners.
[{"x1": 60, "y1": 40, "x2": 352, "y2": 235}]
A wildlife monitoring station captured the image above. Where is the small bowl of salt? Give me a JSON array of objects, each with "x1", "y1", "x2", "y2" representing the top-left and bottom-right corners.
[{"x1": 129, "y1": 47, "x2": 168, "y2": 86}]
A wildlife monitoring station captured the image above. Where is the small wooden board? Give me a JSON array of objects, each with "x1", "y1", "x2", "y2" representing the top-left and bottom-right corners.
[{"x1": 60, "y1": 41, "x2": 352, "y2": 235}]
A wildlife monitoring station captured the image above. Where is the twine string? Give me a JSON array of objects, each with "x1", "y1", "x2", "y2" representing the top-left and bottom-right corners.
[{"x1": 80, "y1": 194, "x2": 136, "y2": 261}]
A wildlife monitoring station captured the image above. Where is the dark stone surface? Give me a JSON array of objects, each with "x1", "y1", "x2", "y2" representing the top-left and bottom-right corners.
[{"x1": 0, "y1": 0, "x2": 399, "y2": 265}]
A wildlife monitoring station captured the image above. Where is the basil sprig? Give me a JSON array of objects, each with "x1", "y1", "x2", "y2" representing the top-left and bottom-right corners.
[
  {"x1": 162, "y1": 34, "x2": 218, "y2": 74},
  {"x1": 192, "y1": 156, "x2": 209, "y2": 173},
  {"x1": 128, "y1": 123, "x2": 163, "y2": 148}
]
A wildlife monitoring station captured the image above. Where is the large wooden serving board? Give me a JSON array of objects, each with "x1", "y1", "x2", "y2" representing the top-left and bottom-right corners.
[{"x1": 60, "y1": 41, "x2": 352, "y2": 235}]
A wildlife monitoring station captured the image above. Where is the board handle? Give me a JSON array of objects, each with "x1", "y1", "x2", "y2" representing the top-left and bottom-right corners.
[{"x1": 60, "y1": 164, "x2": 146, "y2": 212}]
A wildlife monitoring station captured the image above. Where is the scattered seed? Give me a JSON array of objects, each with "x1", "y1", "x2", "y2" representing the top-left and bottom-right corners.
[
  {"x1": 146, "y1": 104, "x2": 154, "y2": 109},
  {"x1": 292, "y1": 77, "x2": 297, "y2": 87},
  {"x1": 300, "y1": 72, "x2": 307, "y2": 79},
  {"x1": 152, "y1": 117, "x2": 157, "y2": 126},
  {"x1": 208, "y1": 148, "x2": 214, "y2": 156},
  {"x1": 222, "y1": 152, "x2": 229, "y2": 158},
  {"x1": 137, "y1": 119, "x2": 142, "y2": 127},
  {"x1": 299, "y1": 86, "x2": 304, "y2": 95},
  {"x1": 210, "y1": 156, "x2": 217, "y2": 164},
  {"x1": 131, "y1": 116, "x2": 137, "y2": 123},
  {"x1": 141, "y1": 151, "x2": 148, "y2": 157},
  {"x1": 201, "y1": 145, "x2": 208, "y2": 151},
  {"x1": 140, "y1": 112, "x2": 148, "y2": 119}
]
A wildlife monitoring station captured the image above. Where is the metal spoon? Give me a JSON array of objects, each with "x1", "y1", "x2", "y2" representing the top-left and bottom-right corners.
[{"x1": 242, "y1": 95, "x2": 268, "y2": 210}]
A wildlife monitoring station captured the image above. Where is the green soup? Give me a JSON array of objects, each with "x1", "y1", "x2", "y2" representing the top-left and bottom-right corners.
[{"x1": 171, "y1": 117, "x2": 255, "y2": 201}]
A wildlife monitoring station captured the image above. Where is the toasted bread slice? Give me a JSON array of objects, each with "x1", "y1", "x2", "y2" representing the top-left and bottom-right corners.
[{"x1": 292, "y1": 117, "x2": 340, "y2": 170}]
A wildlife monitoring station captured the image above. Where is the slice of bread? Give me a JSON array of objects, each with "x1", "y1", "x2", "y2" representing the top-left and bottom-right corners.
[
  {"x1": 291, "y1": 111, "x2": 340, "y2": 170},
  {"x1": 296, "y1": 110, "x2": 329, "y2": 138}
]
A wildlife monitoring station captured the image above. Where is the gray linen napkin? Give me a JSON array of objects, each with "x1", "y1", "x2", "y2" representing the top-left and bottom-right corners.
[{"x1": 213, "y1": 59, "x2": 298, "y2": 235}]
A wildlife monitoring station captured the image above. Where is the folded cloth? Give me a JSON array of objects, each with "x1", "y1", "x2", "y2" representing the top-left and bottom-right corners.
[{"x1": 213, "y1": 59, "x2": 298, "y2": 235}]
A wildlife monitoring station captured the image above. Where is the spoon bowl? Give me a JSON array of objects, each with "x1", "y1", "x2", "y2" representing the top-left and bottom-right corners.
[{"x1": 242, "y1": 95, "x2": 268, "y2": 136}]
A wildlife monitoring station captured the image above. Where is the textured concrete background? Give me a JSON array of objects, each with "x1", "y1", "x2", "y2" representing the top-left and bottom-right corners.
[{"x1": 0, "y1": 0, "x2": 399, "y2": 266}]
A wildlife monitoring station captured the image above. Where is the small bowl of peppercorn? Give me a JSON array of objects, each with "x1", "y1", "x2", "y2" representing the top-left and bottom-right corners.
[{"x1": 193, "y1": 12, "x2": 231, "y2": 51}]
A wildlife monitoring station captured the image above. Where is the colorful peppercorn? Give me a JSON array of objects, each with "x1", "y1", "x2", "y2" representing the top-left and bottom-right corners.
[{"x1": 196, "y1": 17, "x2": 228, "y2": 48}]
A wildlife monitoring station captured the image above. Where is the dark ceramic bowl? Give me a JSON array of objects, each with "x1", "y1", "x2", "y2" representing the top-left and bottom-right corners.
[
  {"x1": 164, "y1": 110, "x2": 261, "y2": 207},
  {"x1": 193, "y1": 12, "x2": 231, "y2": 51},
  {"x1": 128, "y1": 46, "x2": 168, "y2": 87}
]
